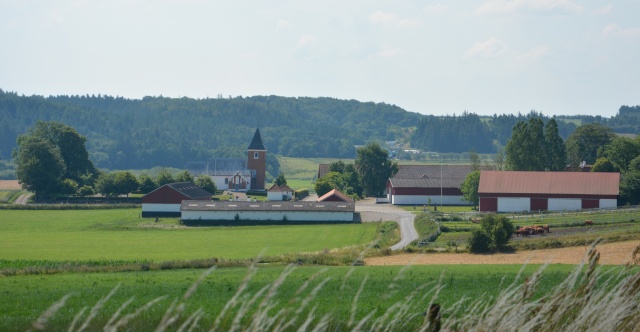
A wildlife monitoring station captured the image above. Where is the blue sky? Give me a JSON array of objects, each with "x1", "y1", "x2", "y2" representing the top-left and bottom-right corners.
[{"x1": 1, "y1": 1, "x2": 639, "y2": 117}]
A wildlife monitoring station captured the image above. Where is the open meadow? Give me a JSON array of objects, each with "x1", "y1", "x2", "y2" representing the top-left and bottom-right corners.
[{"x1": 0, "y1": 209, "x2": 377, "y2": 262}]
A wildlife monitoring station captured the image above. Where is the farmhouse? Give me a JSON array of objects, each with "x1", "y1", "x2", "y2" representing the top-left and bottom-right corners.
[
  {"x1": 478, "y1": 171, "x2": 620, "y2": 212},
  {"x1": 317, "y1": 188, "x2": 354, "y2": 203},
  {"x1": 267, "y1": 183, "x2": 294, "y2": 201},
  {"x1": 180, "y1": 200, "x2": 355, "y2": 223},
  {"x1": 385, "y1": 165, "x2": 477, "y2": 205},
  {"x1": 142, "y1": 182, "x2": 212, "y2": 217},
  {"x1": 187, "y1": 127, "x2": 266, "y2": 191}
]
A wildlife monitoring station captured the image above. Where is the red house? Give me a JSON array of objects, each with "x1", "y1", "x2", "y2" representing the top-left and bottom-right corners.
[{"x1": 142, "y1": 182, "x2": 212, "y2": 217}]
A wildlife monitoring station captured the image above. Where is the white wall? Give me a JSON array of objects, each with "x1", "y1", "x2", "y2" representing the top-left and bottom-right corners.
[
  {"x1": 211, "y1": 175, "x2": 252, "y2": 191},
  {"x1": 142, "y1": 203, "x2": 181, "y2": 212},
  {"x1": 391, "y1": 194, "x2": 468, "y2": 205},
  {"x1": 497, "y1": 197, "x2": 530, "y2": 212},
  {"x1": 267, "y1": 191, "x2": 283, "y2": 201},
  {"x1": 600, "y1": 199, "x2": 617, "y2": 209},
  {"x1": 182, "y1": 211, "x2": 354, "y2": 222},
  {"x1": 548, "y1": 198, "x2": 582, "y2": 211}
]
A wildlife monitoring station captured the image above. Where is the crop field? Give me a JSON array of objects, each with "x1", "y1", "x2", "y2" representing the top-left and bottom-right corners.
[
  {"x1": 0, "y1": 209, "x2": 377, "y2": 261},
  {"x1": 0, "y1": 263, "x2": 578, "y2": 331}
]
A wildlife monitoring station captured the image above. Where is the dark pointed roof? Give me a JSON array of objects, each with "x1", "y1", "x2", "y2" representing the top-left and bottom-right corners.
[{"x1": 247, "y1": 127, "x2": 266, "y2": 150}]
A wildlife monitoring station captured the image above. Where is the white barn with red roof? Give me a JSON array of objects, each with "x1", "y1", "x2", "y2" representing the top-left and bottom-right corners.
[
  {"x1": 385, "y1": 165, "x2": 477, "y2": 205},
  {"x1": 478, "y1": 171, "x2": 620, "y2": 212}
]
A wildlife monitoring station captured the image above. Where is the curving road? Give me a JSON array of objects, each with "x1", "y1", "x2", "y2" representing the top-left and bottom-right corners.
[
  {"x1": 356, "y1": 198, "x2": 419, "y2": 250},
  {"x1": 14, "y1": 193, "x2": 32, "y2": 205}
]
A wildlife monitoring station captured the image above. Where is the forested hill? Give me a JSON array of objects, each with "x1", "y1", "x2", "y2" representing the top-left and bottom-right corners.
[
  {"x1": 0, "y1": 90, "x2": 638, "y2": 170},
  {"x1": 0, "y1": 91, "x2": 420, "y2": 169}
]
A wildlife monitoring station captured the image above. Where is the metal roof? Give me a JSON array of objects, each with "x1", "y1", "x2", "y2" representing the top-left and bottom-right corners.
[
  {"x1": 388, "y1": 165, "x2": 482, "y2": 188},
  {"x1": 181, "y1": 200, "x2": 355, "y2": 212},
  {"x1": 247, "y1": 127, "x2": 266, "y2": 150},
  {"x1": 478, "y1": 171, "x2": 620, "y2": 195}
]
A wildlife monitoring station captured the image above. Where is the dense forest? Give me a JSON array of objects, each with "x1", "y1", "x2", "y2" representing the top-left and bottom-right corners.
[{"x1": 0, "y1": 89, "x2": 638, "y2": 170}]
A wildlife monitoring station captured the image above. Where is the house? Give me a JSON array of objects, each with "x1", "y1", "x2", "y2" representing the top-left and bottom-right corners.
[
  {"x1": 267, "y1": 183, "x2": 294, "y2": 201},
  {"x1": 180, "y1": 200, "x2": 355, "y2": 224},
  {"x1": 478, "y1": 171, "x2": 620, "y2": 212},
  {"x1": 317, "y1": 188, "x2": 354, "y2": 203},
  {"x1": 186, "y1": 127, "x2": 267, "y2": 191},
  {"x1": 141, "y1": 182, "x2": 212, "y2": 217},
  {"x1": 386, "y1": 165, "x2": 478, "y2": 205}
]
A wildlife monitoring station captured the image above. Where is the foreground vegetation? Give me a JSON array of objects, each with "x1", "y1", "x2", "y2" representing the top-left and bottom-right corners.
[{"x1": 2, "y1": 243, "x2": 638, "y2": 331}]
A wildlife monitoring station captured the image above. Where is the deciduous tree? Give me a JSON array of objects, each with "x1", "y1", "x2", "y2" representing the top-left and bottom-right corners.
[
  {"x1": 195, "y1": 174, "x2": 217, "y2": 194},
  {"x1": 13, "y1": 136, "x2": 66, "y2": 199},
  {"x1": 274, "y1": 173, "x2": 287, "y2": 186},
  {"x1": 355, "y1": 142, "x2": 398, "y2": 196},
  {"x1": 460, "y1": 170, "x2": 480, "y2": 208},
  {"x1": 544, "y1": 119, "x2": 566, "y2": 171},
  {"x1": 565, "y1": 123, "x2": 615, "y2": 167}
]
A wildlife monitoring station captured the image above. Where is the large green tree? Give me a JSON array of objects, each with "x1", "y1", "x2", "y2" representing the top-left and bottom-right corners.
[
  {"x1": 544, "y1": 119, "x2": 566, "y2": 171},
  {"x1": 195, "y1": 174, "x2": 217, "y2": 194},
  {"x1": 13, "y1": 136, "x2": 66, "y2": 199},
  {"x1": 506, "y1": 119, "x2": 546, "y2": 171},
  {"x1": 460, "y1": 170, "x2": 480, "y2": 208},
  {"x1": 29, "y1": 121, "x2": 96, "y2": 184},
  {"x1": 601, "y1": 137, "x2": 640, "y2": 172},
  {"x1": 355, "y1": 143, "x2": 398, "y2": 197},
  {"x1": 565, "y1": 123, "x2": 615, "y2": 167},
  {"x1": 114, "y1": 171, "x2": 139, "y2": 197}
]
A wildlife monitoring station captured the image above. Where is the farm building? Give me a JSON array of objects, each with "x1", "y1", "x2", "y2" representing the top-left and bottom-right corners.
[
  {"x1": 478, "y1": 171, "x2": 620, "y2": 212},
  {"x1": 267, "y1": 183, "x2": 294, "y2": 201},
  {"x1": 186, "y1": 127, "x2": 266, "y2": 191},
  {"x1": 317, "y1": 189, "x2": 354, "y2": 203},
  {"x1": 142, "y1": 182, "x2": 212, "y2": 217},
  {"x1": 385, "y1": 165, "x2": 477, "y2": 205},
  {"x1": 180, "y1": 200, "x2": 355, "y2": 223}
]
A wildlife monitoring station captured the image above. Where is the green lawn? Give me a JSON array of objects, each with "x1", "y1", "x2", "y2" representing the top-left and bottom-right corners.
[
  {"x1": 0, "y1": 209, "x2": 377, "y2": 261},
  {"x1": 0, "y1": 264, "x2": 577, "y2": 331}
]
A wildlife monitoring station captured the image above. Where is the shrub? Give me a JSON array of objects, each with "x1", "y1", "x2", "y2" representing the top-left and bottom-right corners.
[
  {"x1": 468, "y1": 214, "x2": 515, "y2": 253},
  {"x1": 294, "y1": 189, "x2": 309, "y2": 199},
  {"x1": 468, "y1": 229, "x2": 492, "y2": 253}
]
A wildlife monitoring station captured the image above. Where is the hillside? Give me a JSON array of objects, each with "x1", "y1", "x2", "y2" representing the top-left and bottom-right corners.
[{"x1": 1, "y1": 89, "x2": 638, "y2": 170}]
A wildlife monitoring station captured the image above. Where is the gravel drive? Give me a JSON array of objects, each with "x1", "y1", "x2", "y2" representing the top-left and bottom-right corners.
[{"x1": 356, "y1": 198, "x2": 419, "y2": 250}]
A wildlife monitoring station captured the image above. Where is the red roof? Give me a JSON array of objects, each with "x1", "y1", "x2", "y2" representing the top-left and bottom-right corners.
[
  {"x1": 479, "y1": 171, "x2": 620, "y2": 196},
  {"x1": 317, "y1": 189, "x2": 354, "y2": 203}
]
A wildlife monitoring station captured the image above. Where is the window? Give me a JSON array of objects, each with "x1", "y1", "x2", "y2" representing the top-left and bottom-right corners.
[
  {"x1": 254, "y1": 152, "x2": 259, "y2": 159},
  {"x1": 225, "y1": 178, "x2": 228, "y2": 184}
]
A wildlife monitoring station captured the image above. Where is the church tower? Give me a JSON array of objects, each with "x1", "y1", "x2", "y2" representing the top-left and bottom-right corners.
[{"x1": 247, "y1": 127, "x2": 266, "y2": 190}]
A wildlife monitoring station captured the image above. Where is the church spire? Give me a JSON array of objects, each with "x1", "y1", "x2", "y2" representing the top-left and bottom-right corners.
[{"x1": 247, "y1": 127, "x2": 266, "y2": 150}]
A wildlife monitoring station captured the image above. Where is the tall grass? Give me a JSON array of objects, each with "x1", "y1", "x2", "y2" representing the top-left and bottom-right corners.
[{"x1": 28, "y1": 241, "x2": 640, "y2": 331}]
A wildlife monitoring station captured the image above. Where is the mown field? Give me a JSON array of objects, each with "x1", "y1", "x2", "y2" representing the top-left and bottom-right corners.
[
  {"x1": 0, "y1": 263, "x2": 578, "y2": 331},
  {"x1": 0, "y1": 209, "x2": 377, "y2": 261}
]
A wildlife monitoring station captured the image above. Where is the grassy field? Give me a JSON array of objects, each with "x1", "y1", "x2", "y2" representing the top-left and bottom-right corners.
[
  {"x1": 0, "y1": 209, "x2": 377, "y2": 261},
  {"x1": 0, "y1": 264, "x2": 577, "y2": 331}
]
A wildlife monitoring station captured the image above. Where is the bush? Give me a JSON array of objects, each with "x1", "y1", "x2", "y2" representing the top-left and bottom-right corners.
[
  {"x1": 468, "y1": 229, "x2": 492, "y2": 253},
  {"x1": 467, "y1": 214, "x2": 515, "y2": 253},
  {"x1": 294, "y1": 189, "x2": 309, "y2": 199}
]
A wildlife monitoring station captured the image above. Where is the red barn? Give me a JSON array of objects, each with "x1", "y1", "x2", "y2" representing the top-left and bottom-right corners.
[
  {"x1": 142, "y1": 182, "x2": 212, "y2": 217},
  {"x1": 478, "y1": 171, "x2": 619, "y2": 212}
]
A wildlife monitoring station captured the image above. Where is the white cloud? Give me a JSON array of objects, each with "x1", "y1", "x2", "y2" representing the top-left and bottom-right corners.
[
  {"x1": 297, "y1": 34, "x2": 317, "y2": 48},
  {"x1": 276, "y1": 20, "x2": 292, "y2": 31},
  {"x1": 376, "y1": 44, "x2": 402, "y2": 58},
  {"x1": 465, "y1": 37, "x2": 508, "y2": 58},
  {"x1": 369, "y1": 10, "x2": 422, "y2": 28},
  {"x1": 424, "y1": 4, "x2": 448, "y2": 15},
  {"x1": 517, "y1": 45, "x2": 550, "y2": 60},
  {"x1": 602, "y1": 23, "x2": 640, "y2": 37},
  {"x1": 476, "y1": 0, "x2": 582, "y2": 15},
  {"x1": 594, "y1": 4, "x2": 612, "y2": 15}
]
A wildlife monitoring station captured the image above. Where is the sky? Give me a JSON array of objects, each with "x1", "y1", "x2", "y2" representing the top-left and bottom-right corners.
[{"x1": 1, "y1": 1, "x2": 639, "y2": 117}]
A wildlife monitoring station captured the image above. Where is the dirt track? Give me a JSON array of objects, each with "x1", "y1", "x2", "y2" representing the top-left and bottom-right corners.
[{"x1": 365, "y1": 240, "x2": 640, "y2": 266}]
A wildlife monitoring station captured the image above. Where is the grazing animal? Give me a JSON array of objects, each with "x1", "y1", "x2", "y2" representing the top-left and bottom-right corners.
[{"x1": 585, "y1": 220, "x2": 593, "y2": 226}]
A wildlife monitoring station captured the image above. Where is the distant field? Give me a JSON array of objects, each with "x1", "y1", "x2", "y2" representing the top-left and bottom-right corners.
[
  {"x1": 0, "y1": 264, "x2": 575, "y2": 331},
  {"x1": 0, "y1": 180, "x2": 20, "y2": 190},
  {"x1": 0, "y1": 209, "x2": 377, "y2": 261}
]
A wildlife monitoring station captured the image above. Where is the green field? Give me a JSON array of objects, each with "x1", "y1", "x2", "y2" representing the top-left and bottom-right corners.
[
  {"x1": 0, "y1": 264, "x2": 577, "y2": 331},
  {"x1": 0, "y1": 209, "x2": 377, "y2": 261}
]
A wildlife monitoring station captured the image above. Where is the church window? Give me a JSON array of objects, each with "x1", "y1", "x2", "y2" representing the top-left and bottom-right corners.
[
  {"x1": 254, "y1": 152, "x2": 259, "y2": 159},
  {"x1": 225, "y1": 178, "x2": 228, "y2": 184}
]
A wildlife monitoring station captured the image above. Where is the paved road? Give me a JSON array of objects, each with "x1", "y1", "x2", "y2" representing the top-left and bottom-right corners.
[{"x1": 356, "y1": 198, "x2": 419, "y2": 250}]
